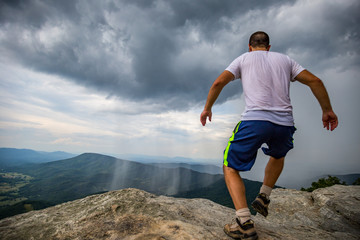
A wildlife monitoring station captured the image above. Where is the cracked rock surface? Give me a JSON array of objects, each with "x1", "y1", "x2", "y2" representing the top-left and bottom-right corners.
[
  {"x1": 0, "y1": 185, "x2": 359, "y2": 239},
  {"x1": 254, "y1": 185, "x2": 360, "y2": 239}
]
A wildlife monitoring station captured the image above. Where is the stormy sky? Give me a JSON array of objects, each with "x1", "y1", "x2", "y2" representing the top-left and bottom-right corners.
[{"x1": 1, "y1": 0, "x2": 359, "y2": 188}]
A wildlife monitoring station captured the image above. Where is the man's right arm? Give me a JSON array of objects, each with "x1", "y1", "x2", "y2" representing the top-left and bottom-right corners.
[
  {"x1": 200, "y1": 70, "x2": 234, "y2": 126},
  {"x1": 295, "y1": 70, "x2": 338, "y2": 131}
]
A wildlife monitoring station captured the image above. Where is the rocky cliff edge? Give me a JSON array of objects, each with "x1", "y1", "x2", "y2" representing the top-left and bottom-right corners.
[{"x1": 0, "y1": 185, "x2": 359, "y2": 240}]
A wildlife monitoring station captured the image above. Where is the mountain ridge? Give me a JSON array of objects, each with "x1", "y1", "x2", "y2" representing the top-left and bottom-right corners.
[
  {"x1": 16, "y1": 152, "x2": 224, "y2": 203},
  {"x1": 1, "y1": 152, "x2": 229, "y2": 219},
  {"x1": 0, "y1": 148, "x2": 76, "y2": 168}
]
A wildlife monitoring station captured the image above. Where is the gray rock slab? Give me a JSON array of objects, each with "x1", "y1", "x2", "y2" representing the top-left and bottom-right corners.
[{"x1": 1, "y1": 185, "x2": 359, "y2": 239}]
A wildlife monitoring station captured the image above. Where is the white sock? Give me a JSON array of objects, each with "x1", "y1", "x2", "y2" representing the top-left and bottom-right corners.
[
  {"x1": 236, "y1": 208, "x2": 251, "y2": 224},
  {"x1": 260, "y1": 185, "x2": 272, "y2": 198}
]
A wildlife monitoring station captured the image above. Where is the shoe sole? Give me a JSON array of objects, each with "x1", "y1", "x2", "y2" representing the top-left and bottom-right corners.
[
  {"x1": 223, "y1": 229, "x2": 242, "y2": 239},
  {"x1": 223, "y1": 230, "x2": 258, "y2": 240},
  {"x1": 251, "y1": 200, "x2": 268, "y2": 217}
]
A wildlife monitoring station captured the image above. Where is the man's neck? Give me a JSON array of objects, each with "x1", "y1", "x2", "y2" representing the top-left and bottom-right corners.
[
  {"x1": 248, "y1": 45, "x2": 271, "y2": 52},
  {"x1": 252, "y1": 47, "x2": 268, "y2": 51}
]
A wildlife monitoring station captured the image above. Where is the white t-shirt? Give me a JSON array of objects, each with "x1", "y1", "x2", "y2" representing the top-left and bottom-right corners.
[{"x1": 225, "y1": 51, "x2": 305, "y2": 126}]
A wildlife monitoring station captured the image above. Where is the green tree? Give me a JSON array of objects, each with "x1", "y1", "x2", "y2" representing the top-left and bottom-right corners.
[
  {"x1": 301, "y1": 175, "x2": 346, "y2": 192},
  {"x1": 353, "y1": 178, "x2": 360, "y2": 185}
]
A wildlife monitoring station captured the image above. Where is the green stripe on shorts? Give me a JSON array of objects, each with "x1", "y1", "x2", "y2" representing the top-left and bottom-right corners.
[{"x1": 223, "y1": 121, "x2": 241, "y2": 166}]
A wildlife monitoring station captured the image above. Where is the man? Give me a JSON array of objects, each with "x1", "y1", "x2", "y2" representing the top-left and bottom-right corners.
[{"x1": 200, "y1": 31, "x2": 338, "y2": 240}]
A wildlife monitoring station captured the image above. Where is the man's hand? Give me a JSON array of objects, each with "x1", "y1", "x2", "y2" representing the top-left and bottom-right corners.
[
  {"x1": 200, "y1": 110, "x2": 212, "y2": 126},
  {"x1": 322, "y1": 110, "x2": 338, "y2": 131}
]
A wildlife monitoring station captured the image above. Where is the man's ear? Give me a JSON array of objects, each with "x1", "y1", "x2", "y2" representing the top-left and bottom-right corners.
[
  {"x1": 248, "y1": 44, "x2": 253, "y2": 52},
  {"x1": 267, "y1": 45, "x2": 271, "y2": 51}
]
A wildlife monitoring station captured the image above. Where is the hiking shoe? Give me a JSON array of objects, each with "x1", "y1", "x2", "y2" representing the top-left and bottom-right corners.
[
  {"x1": 223, "y1": 218, "x2": 258, "y2": 240},
  {"x1": 251, "y1": 193, "x2": 270, "y2": 217}
]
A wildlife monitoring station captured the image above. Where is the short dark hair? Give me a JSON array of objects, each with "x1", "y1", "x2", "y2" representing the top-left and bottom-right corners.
[{"x1": 249, "y1": 31, "x2": 270, "y2": 48}]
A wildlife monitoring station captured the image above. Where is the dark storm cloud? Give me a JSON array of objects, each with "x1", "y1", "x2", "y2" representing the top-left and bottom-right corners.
[
  {"x1": 0, "y1": 0, "x2": 80, "y2": 27},
  {"x1": 271, "y1": 1, "x2": 360, "y2": 72},
  {"x1": 0, "y1": 0, "x2": 359, "y2": 111}
]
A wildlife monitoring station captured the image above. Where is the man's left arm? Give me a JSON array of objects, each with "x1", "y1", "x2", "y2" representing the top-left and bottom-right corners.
[
  {"x1": 295, "y1": 70, "x2": 338, "y2": 131},
  {"x1": 200, "y1": 70, "x2": 234, "y2": 126}
]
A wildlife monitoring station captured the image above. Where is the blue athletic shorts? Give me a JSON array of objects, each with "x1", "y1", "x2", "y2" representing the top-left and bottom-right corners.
[{"x1": 223, "y1": 120, "x2": 296, "y2": 171}]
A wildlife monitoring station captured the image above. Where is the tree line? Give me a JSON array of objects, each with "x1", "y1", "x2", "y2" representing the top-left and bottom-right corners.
[{"x1": 301, "y1": 176, "x2": 360, "y2": 192}]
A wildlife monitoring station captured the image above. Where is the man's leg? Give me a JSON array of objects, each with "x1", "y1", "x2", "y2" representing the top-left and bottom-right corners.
[
  {"x1": 223, "y1": 165, "x2": 248, "y2": 210},
  {"x1": 223, "y1": 165, "x2": 252, "y2": 223},
  {"x1": 252, "y1": 156, "x2": 285, "y2": 217},
  {"x1": 223, "y1": 165, "x2": 258, "y2": 239},
  {"x1": 222, "y1": 121, "x2": 260, "y2": 239},
  {"x1": 263, "y1": 156, "x2": 285, "y2": 188}
]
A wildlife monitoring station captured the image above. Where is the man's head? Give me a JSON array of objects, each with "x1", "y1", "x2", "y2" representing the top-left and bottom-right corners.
[{"x1": 249, "y1": 31, "x2": 270, "y2": 51}]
